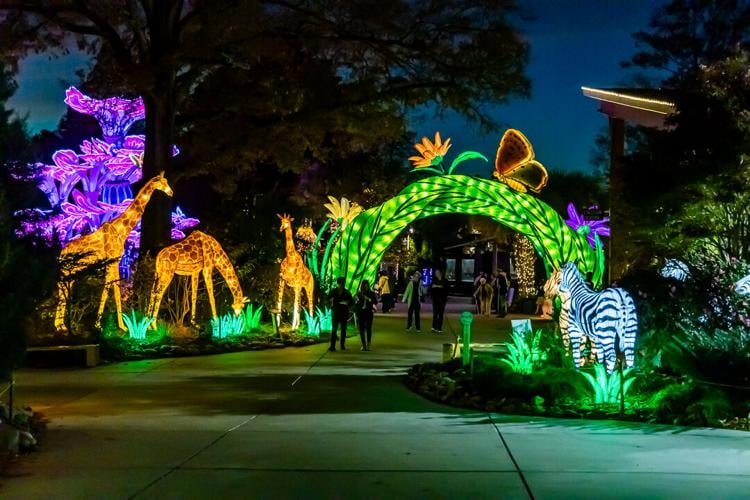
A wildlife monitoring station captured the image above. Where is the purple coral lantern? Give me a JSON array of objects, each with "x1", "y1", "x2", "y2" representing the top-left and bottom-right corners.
[{"x1": 17, "y1": 87, "x2": 198, "y2": 276}]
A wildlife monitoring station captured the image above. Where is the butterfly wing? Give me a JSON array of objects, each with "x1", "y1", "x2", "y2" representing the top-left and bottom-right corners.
[
  {"x1": 506, "y1": 160, "x2": 549, "y2": 193},
  {"x1": 494, "y1": 129, "x2": 534, "y2": 178}
]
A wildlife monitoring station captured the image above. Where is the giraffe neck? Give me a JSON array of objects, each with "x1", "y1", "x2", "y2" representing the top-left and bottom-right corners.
[
  {"x1": 113, "y1": 181, "x2": 157, "y2": 236},
  {"x1": 284, "y1": 226, "x2": 296, "y2": 257},
  {"x1": 212, "y1": 244, "x2": 244, "y2": 303}
]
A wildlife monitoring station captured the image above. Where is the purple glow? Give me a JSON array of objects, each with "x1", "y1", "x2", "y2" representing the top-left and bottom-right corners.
[
  {"x1": 65, "y1": 87, "x2": 145, "y2": 144},
  {"x1": 564, "y1": 202, "x2": 610, "y2": 248},
  {"x1": 17, "y1": 87, "x2": 198, "y2": 276}
]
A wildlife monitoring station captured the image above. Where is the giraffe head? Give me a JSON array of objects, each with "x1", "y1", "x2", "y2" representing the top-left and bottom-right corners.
[
  {"x1": 544, "y1": 268, "x2": 562, "y2": 299},
  {"x1": 231, "y1": 296, "x2": 250, "y2": 316},
  {"x1": 277, "y1": 213, "x2": 294, "y2": 232},
  {"x1": 151, "y1": 171, "x2": 174, "y2": 197}
]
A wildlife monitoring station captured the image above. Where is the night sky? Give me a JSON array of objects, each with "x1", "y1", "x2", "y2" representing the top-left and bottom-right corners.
[{"x1": 7, "y1": 0, "x2": 662, "y2": 174}]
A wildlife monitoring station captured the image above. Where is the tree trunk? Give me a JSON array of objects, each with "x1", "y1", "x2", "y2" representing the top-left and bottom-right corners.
[
  {"x1": 140, "y1": 1, "x2": 179, "y2": 255},
  {"x1": 140, "y1": 87, "x2": 175, "y2": 254}
]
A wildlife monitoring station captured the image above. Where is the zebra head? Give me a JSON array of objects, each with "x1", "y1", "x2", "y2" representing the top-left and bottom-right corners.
[
  {"x1": 544, "y1": 269, "x2": 562, "y2": 298},
  {"x1": 558, "y1": 262, "x2": 581, "y2": 295},
  {"x1": 735, "y1": 273, "x2": 750, "y2": 296}
]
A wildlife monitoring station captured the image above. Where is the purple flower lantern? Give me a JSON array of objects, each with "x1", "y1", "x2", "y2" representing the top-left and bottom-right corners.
[{"x1": 564, "y1": 202, "x2": 610, "y2": 249}]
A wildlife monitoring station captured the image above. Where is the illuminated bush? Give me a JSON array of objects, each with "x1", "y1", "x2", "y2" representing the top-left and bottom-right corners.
[
  {"x1": 501, "y1": 330, "x2": 543, "y2": 375},
  {"x1": 211, "y1": 312, "x2": 245, "y2": 339},
  {"x1": 121, "y1": 309, "x2": 154, "y2": 341},
  {"x1": 241, "y1": 303, "x2": 264, "y2": 334},
  {"x1": 302, "y1": 309, "x2": 320, "y2": 337},
  {"x1": 581, "y1": 363, "x2": 636, "y2": 404},
  {"x1": 315, "y1": 306, "x2": 333, "y2": 332}
]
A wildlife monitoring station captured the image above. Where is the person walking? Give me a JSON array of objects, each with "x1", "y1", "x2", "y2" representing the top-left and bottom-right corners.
[
  {"x1": 474, "y1": 277, "x2": 494, "y2": 316},
  {"x1": 377, "y1": 271, "x2": 392, "y2": 313},
  {"x1": 355, "y1": 280, "x2": 377, "y2": 350},
  {"x1": 494, "y1": 270, "x2": 509, "y2": 317},
  {"x1": 430, "y1": 269, "x2": 448, "y2": 333},
  {"x1": 402, "y1": 271, "x2": 425, "y2": 332},
  {"x1": 329, "y1": 277, "x2": 353, "y2": 351}
]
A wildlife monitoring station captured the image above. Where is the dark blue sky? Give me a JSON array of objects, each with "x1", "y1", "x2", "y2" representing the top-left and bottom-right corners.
[{"x1": 8, "y1": 0, "x2": 661, "y2": 174}]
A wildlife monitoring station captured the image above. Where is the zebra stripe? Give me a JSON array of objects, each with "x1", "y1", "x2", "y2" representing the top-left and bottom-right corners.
[
  {"x1": 544, "y1": 269, "x2": 596, "y2": 366},
  {"x1": 559, "y1": 262, "x2": 638, "y2": 373}
]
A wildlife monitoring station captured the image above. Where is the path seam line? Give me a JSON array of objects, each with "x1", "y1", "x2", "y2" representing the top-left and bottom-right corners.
[
  {"x1": 127, "y1": 415, "x2": 257, "y2": 499},
  {"x1": 489, "y1": 414, "x2": 535, "y2": 500}
]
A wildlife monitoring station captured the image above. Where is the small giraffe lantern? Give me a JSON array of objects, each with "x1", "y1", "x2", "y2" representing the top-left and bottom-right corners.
[
  {"x1": 277, "y1": 214, "x2": 314, "y2": 330},
  {"x1": 55, "y1": 173, "x2": 173, "y2": 332},
  {"x1": 148, "y1": 231, "x2": 246, "y2": 324}
]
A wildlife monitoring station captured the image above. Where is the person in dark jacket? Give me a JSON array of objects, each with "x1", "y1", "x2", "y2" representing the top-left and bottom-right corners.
[
  {"x1": 402, "y1": 271, "x2": 425, "y2": 332},
  {"x1": 430, "y1": 269, "x2": 448, "y2": 333},
  {"x1": 355, "y1": 279, "x2": 377, "y2": 350},
  {"x1": 329, "y1": 277, "x2": 353, "y2": 351}
]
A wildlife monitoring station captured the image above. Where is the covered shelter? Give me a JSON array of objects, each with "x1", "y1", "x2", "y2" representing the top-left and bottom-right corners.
[{"x1": 581, "y1": 87, "x2": 677, "y2": 281}]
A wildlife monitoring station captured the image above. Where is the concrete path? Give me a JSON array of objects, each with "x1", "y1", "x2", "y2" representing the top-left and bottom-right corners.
[{"x1": 3, "y1": 308, "x2": 750, "y2": 499}]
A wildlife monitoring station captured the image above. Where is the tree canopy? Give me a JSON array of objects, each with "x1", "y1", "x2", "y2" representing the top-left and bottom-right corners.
[{"x1": 0, "y1": 0, "x2": 531, "y2": 251}]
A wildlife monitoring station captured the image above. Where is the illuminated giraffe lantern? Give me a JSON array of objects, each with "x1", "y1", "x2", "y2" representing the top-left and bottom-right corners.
[
  {"x1": 54, "y1": 173, "x2": 173, "y2": 332},
  {"x1": 148, "y1": 230, "x2": 246, "y2": 324},
  {"x1": 277, "y1": 214, "x2": 314, "y2": 330}
]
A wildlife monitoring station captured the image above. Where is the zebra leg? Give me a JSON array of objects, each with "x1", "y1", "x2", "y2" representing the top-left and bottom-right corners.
[
  {"x1": 569, "y1": 330, "x2": 582, "y2": 369},
  {"x1": 604, "y1": 343, "x2": 617, "y2": 374},
  {"x1": 593, "y1": 336, "x2": 604, "y2": 365}
]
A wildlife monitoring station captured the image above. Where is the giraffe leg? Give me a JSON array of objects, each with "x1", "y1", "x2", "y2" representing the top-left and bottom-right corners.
[
  {"x1": 304, "y1": 277, "x2": 315, "y2": 316},
  {"x1": 276, "y1": 279, "x2": 285, "y2": 324},
  {"x1": 149, "y1": 269, "x2": 173, "y2": 327},
  {"x1": 191, "y1": 272, "x2": 199, "y2": 324},
  {"x1": 203, "y1": 267, "x2": 217, "y2": 320},
  {"x1": 111, "y1": 266, "x2": 125, "y2": 330},
  {"x1": 54, "y1": 278, "x2": 72, "y2": 333},
  {"x1": 96, "y1": 278, "x2": 111, "y2": 330},
  {"x1": 292, "y1": 287, "x2": 301, "y2": 330}
]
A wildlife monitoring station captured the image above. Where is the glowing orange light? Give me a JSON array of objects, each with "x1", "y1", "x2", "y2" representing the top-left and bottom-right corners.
[
  {"x1": 277, "y1": 214, "x2": 314, "y2": 330},
  {"x1": 148, "y1": 230, "x2": 247, "y2": 324},
  {"x1": 54, "y1": 174, "x2": 173, "y2": 332},
  {"x1": 493, "y1": 129, "x2": 549, "y2": 193},
  {"x1": 408, "y1": 131, "x2": 452, "y2": 168}
]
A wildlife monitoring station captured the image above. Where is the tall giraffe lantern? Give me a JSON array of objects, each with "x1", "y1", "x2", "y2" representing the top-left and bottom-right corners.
[
  {"x1": 55, "y1": 173, "x2": 173, "y2": 332},
  {"x1": 148, "y1": 231, "x2": 247, "y2": 324},
  {"x1": 277, "y1": 214, "x2": 314, "y2": 330}
]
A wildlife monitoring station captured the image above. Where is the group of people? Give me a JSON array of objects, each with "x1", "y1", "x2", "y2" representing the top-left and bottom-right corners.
[
  {"x1": 328, "y1": 277, "x2": 377, "y2": 352},
  {"x1": 326, "y1": 268, "x2": 451, "y2": 352},
  {"x1": 401, "y1": 269, "x2": 448, "y2": 333},
  {"x1": 473, "y1": 270, "x2": 510, "y2": 317}
]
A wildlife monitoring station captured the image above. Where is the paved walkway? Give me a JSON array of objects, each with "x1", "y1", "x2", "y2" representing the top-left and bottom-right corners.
[{"x1": 3, "y1": 308, "x2": 750, "y2": 499}]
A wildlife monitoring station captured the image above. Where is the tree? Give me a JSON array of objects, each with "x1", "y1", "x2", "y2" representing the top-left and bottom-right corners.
[
  {"x1": 0, "y1": 0, "x2": 530, "y2": 254},
  {"x1": 619, "y1": 2, "x2": 750, "y2": 267},
  {"x1": 0, "y1": 62, "x2": 55, "y2": 378},
  {"x1": 625, "y1": 0, "x2": 750, "y2": 84}
]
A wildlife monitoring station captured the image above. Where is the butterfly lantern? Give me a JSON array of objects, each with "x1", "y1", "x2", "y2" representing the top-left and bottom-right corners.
[{"x1": 493, "y1": 129, "x2": 549, "y2": 193}]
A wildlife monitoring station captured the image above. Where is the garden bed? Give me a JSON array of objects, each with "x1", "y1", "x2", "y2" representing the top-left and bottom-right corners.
[{"x1": 406, "y1": 358, "x2": 750, "y2": 431}]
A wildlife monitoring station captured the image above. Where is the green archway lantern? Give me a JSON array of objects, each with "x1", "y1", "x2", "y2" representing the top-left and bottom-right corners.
[
  {"x1": 329, "y1": 174, "x2": 604, "y2": 292},
  {"x1": 323, "y1": 130, "x2": 605, "y2": 291}
]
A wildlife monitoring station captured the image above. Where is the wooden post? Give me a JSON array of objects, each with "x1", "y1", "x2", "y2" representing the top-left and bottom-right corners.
[{"x1": 608, "y1": 117, "x2": 625, "y2": 284}]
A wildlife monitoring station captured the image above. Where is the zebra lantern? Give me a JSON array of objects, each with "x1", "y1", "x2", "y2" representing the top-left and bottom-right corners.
[
  {"x1": 735, "y1": 273, "x2": 750, "y2": 296},
  {"x1": 558, "y1": 262, "x2": 638, "y2": 373}
]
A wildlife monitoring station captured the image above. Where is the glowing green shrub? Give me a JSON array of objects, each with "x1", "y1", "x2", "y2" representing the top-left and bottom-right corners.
[
  {"x1": 303, "y1": 309, "x2": 320, "y2": 337},
  {"x1": 121, "y1": 310, "x2": 154, "y2": 341},
  {"x1": 581, "y1": 363, "x2": 636, "y2": 404},
  {"x1": 329, "y1": 175, "x2": 601, "y2": 291},
  {"x1": 501, "y1": 330, "x2": 543, "y2": 375},
  {"x1": 211, "y1": 312, "x2": 245, "y2": 339},
  {"x1": 315, "y1": 306, "x2": 332, "y2": 332},
  {"x1": 242, "y1": 303, "x2": 264, "y2": 334}
]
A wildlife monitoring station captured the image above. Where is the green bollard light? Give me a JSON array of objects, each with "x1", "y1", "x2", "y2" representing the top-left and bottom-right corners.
[{"x1": 459, "y1": 311, "x2": 473, "y2": 367}]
